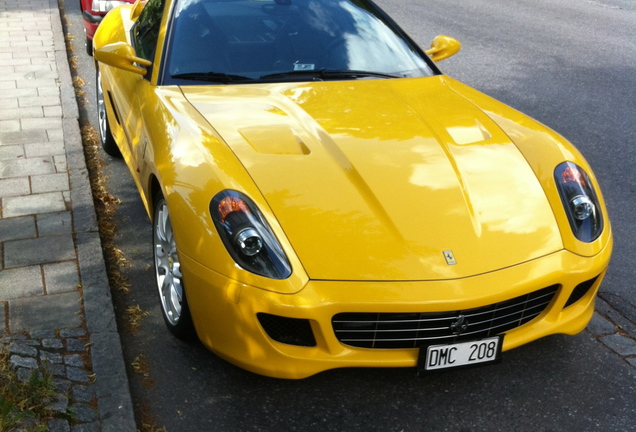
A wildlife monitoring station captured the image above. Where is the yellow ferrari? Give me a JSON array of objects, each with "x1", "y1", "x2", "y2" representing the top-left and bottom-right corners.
[{"x1": 93, "y1": 0, "x2": 612, "y2": 378}]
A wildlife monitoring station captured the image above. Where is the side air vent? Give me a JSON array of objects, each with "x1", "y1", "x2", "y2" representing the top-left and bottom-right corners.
[
  {"x1": 257, "y1": 313, "x2": 316, "y2": 347},
  {"x1": 564, "y1": 276, "x2": 599, "y2": 308}
]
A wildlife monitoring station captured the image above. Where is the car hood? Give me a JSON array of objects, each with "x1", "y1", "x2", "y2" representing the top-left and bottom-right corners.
[{"x1": 180, "y1": 76, "x2": 562, "y2": 281}]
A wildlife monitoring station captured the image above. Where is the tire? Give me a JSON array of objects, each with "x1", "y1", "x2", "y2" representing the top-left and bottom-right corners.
[
  {"x1": 85, "y1": 35, "x2": 93, "y2": 56},
  {"x1": 95, "y1": 65, "x2": 121, "y2": 157},
  {"x1": 153, "y1": 192, "x2": 196, "y2": 339}
]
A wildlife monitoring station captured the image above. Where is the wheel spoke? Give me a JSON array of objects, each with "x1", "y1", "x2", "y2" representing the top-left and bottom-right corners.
[
  {"x1": 96, "y1": 70, "x2": 108, "y2": 143},
  {"x1": 157, "y1": 207, "x2": 168, "y2": 243},
  {"x1": 170, "y1": 278, "x2": 183, "y2": 317},
  {"x1": 161, "y1": 272, "x2": 173, "y2": 301},
  {"x1": 172, "y1": 261, "x2": 182, "y2": 279},
  {"x1": 165, "y1": 215, "x2": 173, "y2": 243}
]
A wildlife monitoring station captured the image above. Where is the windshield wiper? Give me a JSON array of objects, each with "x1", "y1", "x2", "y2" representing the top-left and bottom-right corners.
[
  {"x1": 172, "y1": 69, "x2": 400, "y2": 84},
  {"x1": 171, "y1": 72, "x2": 254, "y2": 83},
  {"x1": 260, "y1": 69, "x2": 401, "y2": 81}
]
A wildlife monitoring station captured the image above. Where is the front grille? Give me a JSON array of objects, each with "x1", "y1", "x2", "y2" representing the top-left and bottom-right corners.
[{"x1": 332, "y1": 285, "x2": 559, "y2": 349}]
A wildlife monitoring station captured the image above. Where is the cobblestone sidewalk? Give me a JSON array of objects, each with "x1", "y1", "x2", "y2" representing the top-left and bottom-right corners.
[{"x1": 0, "y1": 0, "x2": 135, "y2": 430}]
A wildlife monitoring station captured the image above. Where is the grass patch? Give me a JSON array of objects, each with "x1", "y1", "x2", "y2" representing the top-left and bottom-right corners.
[{"x1": 0, "y1": 345, "x2": 56, "y2": 432}]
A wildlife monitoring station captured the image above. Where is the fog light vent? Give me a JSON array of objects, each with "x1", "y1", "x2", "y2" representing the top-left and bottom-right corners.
[
  {"x1": 565, "y1": 276, "x2": 599, "y2": 308},
  {"x1": 257, "y1": 313, "x2": 316, "y2": 347}
]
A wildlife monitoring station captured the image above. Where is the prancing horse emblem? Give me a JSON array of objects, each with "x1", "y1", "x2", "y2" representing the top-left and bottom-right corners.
[
  {"x1": 450, "y1": 314, "x2": 469, "y2": 335},
  {"x1": 443, "y1": 250, "x2": 457, "y2": 265}
]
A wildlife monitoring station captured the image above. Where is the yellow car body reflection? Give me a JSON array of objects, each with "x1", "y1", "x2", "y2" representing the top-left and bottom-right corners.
[{"x1": 94, "y1": 0, "x2": 612, "y2": 378}]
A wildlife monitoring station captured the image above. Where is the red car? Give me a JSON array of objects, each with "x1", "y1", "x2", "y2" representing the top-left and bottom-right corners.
[{"x1": 80, "y1": 0, "x2": 135, "y2": 55}]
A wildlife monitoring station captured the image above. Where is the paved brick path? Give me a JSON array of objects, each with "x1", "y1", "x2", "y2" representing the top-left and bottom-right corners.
[{"x1": 0, "y1": 0, "x2": 135, "y2": 430}]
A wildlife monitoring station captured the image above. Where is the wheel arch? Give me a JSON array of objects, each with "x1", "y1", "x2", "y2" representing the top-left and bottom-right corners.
[{"x1": 148, "y1": 173, "x2": 162, "y2": 216}]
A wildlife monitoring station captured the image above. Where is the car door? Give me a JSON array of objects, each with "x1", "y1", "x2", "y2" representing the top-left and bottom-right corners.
[{"x1": 125, "y1": 0, "x2": 167, "y2": 182}]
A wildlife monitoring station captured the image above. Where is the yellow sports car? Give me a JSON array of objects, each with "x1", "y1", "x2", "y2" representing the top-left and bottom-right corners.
[{"x1": 93, "y1": 0, "x2": 612, "y2": 378}]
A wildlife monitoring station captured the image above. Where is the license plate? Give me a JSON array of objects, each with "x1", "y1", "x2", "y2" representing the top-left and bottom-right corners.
[{"x1": 418, "y1": 336, "x2": 503, "y2": 373}]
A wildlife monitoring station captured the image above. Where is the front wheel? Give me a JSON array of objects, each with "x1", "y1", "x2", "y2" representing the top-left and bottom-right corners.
[
  {"x1": 95, "y1": 65, "x2": 121, "y2": 157},
  {"x1": 153, "y1": 192, "x2": 195, "y2": 339},
  {"x1": 85, "y1": 32, "x2": 93, "y2": 56}
]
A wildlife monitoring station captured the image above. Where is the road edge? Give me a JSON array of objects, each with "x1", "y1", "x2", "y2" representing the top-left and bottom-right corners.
[{"x1": 52, "y1": 0, "x2": 137, "y2": 429}]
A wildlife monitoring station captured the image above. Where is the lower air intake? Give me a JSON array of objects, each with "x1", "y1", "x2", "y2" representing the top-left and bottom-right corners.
[
  {"x1": 257, "y1": 313, "x2": 316, "y2": 347},
  {"x1": 564, "y1": 276, "x2": 598, "y2": 308}
]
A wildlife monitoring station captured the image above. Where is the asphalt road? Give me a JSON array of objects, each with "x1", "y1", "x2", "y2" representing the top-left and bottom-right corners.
[{"x1": 61, "y1": 0, "x2": 635, "y2": 430}]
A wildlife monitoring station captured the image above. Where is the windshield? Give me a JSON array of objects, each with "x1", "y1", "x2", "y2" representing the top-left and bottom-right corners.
[{"x1": 164, "y1": 0, "x2": 434, "y2": 84}]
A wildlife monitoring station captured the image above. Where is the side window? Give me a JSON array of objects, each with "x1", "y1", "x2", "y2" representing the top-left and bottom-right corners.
[{"x1": 133, "y1": 0, "x2": 166, "y2": 70}]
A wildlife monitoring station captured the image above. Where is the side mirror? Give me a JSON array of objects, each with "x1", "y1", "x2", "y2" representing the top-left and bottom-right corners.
[
  {"x1": 425, "y1": 35, "x2": 461, "y2": 62},
  {"x1": 130, "y1": 0, "x2": 146, "y2": 21},
  {"x1": 94, "y1": 42, "x2": 152, "y2": 76}
]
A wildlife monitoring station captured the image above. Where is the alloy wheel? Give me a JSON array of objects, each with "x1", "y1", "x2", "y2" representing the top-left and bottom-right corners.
[
  {"x1": 153, "y1": 199, "x2": 183, "y2": 326},
  {"x1": 96, "y1": 68, "x2": 108, "y2": 146}
]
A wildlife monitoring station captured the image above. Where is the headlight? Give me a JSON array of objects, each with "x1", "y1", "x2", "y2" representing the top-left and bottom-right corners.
[
  {"x1": 91, "y1": 0, "x2": 128, "y2": 13},
  {"x1": 554, "y1": 162, "x2": 603, "y2": 242},
  {"x1": 210, "y1": 191, "x2": 292, "y2": 279}
]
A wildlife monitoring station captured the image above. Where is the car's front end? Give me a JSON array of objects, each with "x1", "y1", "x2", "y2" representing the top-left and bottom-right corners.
[
  {"x1": 180, "y1": 244, "x2": 610, "y2": 378},
  {"x1": 155, "y1": 76, "x2": 612, "y2": 379},
  {"x1": 92, "y1": 0, "x2": 613, "y2": 379}
]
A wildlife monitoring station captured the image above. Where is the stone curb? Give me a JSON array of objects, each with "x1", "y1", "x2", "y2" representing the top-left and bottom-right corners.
[{"x1": 50, "y1": 0, "x2": 136, "y2": 429}]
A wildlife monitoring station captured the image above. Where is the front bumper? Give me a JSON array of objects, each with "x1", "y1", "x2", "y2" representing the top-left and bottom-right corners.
[{"x1": 181, "y1": 241, "x2": 611, "y2": 379}]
